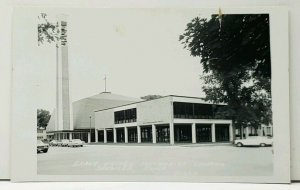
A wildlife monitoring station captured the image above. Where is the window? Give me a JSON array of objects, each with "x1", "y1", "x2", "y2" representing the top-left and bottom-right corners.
[
  {"x1": 173, "y1": 102, "x2": 227, "y2": 119},
  {"x1": 114, "y1": 108, "x2": 137, "y2": 124},
  {"x1": 156, "y1": 126, "x2": 170, "y2": 143},
  {"x1": 141, "y1": 126, "x2": 152, "y2": 142},
  {"x1": 128, "y1": 127, "x2": 138, "y2": 143}
]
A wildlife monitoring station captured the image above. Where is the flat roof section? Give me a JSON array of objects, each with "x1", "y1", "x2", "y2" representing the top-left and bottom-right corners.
[{"x1": 94, "y1": 95, "x2": 226, "y2": 113}]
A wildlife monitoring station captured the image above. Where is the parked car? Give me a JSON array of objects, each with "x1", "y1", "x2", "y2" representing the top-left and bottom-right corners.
[
  {"x1": 49, "y1": 140, "x2": 58, "y2": 146},
  {"x1": 37, "y1": 140, "x2": 49, "y2": 153},
  {"x1": 61, "y1": 139, "x2": 70, "y2": 147},
  {"x1": 234, "y1": 136, "x2": 273, "y2": 147},
  {"x1": 68, "y1": 139, "x2": 84, "y2": 147},
  {"x1": 56, "y1": 140, "x2": 63, "y2": 147}
]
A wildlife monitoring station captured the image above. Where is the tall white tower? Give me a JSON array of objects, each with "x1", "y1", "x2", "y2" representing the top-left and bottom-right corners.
[{"x1": 55, "y1": 14, "x2": 73, "y2": 131}]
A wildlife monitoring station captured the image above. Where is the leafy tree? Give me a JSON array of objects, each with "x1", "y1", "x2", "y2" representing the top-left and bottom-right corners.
[
  {"x1": 38, "y1": 13, "x2": 60, "y2": 45},
  {"x1": 37, "y1": 109, "x2": 51, "y2": 128},
  {"x1": 141, "y1": 95, "x2": 163, "y2": 101},
  {"x1": 179, "y1": 14, "x2": 272, "y2": 133}
]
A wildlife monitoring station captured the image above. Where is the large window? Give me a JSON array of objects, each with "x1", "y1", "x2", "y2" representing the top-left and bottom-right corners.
[
  {"x1": 106, "y1": 129, "x2": 114, "y2": 142},
  {"x1": 114, "y1": 108, "x2": 137, "y2": 124},
  {"x1": 196, "y1": 124, "x2": 212, "y2": 142},
  {"x1": 215, "y1": 124, "x2": 230, "y2": 142},
  {"x1": 71, "y1": 132, "x2": 88, "y2": 143},
  {"x1": 116, "y1": 128, "x2": 125, "y2": 142},
  {"x1": 141, "y1": 126, "x2": 152, "y2": 142},
  {"x1": 156, "y1": 125, "x2": 170, "y2": 143},
  {"x1": 98, "y1": 130, "x2": 104, "y2": 142},
  {"x1": 174, "y1": 124, "x2": 192, "y2": 143},
  {"x1": 173, "y1": 102, "x2": 227, "y2": 119},
  {"x1": 128, "y1": 127, "x2": 138, "y2": 143}
]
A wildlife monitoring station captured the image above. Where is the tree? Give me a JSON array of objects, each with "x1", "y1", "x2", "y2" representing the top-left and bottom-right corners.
[
  {"x1": 38, "y1": 13, "x2": 59, "y2": 45},
  {"x1": 36, "y1": 14, "x2": 57, "y2": 130},
  {"x1": 37, "y1": 109, "x2": 51, "y2": 128},
  {"x1": 141, "y1": 95, "x2": 163, "y2": 101},
  {"x1": 179, "y1": 14, "x2": 272, "y2": 133}
]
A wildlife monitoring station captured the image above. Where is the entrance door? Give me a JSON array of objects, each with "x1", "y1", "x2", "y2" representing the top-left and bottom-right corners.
[
  {"x1": 156, "y1": 125, "x2": 170, "y2": 143},
  {"x1": 196, "y1": 124, "x2": 212, "y2": 142},
  {"x1": 116, "y1": 128, "x2": 125, "y2": 143},
  {"x1": 106, "y1": 129, "x2": 114, "y2": 142},
  {"x1": 141, "y1": 126, "x2": 152, "y2": 142},
  {"x1": 215, "y1": 124, "x2": 230, "y2": 142},
  {"x1": 98, "y1": 130, "x2": 104, "y2": 142},
  {"x1": 128, "y1": 127, "x2": 137, "y2": 143},
  {"x1": 174, "y1": 124, "x2": 192, "y2": 143}
]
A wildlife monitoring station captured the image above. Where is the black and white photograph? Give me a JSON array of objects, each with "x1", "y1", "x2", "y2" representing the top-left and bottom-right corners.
[{"x1": 10, "y1": 7, "x2": 290, "y2": 183}]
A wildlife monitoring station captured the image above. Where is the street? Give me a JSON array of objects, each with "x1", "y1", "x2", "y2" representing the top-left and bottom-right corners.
[{"x1": 37, "y1": 144, "x2": 273, "y2": 176}]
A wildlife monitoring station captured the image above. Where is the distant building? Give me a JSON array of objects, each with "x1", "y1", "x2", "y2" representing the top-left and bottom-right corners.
[
  {"x1": 235, "y1": 124, "x2": 273, "y2": 139},
  {"x1": 46, "y1": 92, "x2": 141, "y2": 143},
  {"x1": 37, "y1": 127, "x2": 47, "y2": 140},
  {"x1": 94, "y1": 95, "x2": 234, "y2": 144}
]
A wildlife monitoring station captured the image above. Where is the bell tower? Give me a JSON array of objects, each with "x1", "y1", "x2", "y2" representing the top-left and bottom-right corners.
[{"x1": 55, "y1": 14, "x2": 73, "y2": 131}]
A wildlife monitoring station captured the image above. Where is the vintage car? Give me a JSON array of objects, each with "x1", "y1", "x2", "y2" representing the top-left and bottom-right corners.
[
  {"x1": 37, "y1": 140, "x2": 49, "y2": 153},
  {"x1": 61, "y1": 139, "x2": 70, "y2": 147},
  {"x1": 234, "y1": 136, "x2": 273, "y2": 147},
  {"x1": 49, "y1": 140, "x2": 59, "y2": 146},
  {"x1": 68, "y1": 139, "x2": 84, "y2": 147},
  {"x1": 56, "y1": 140, "x2": 63, "y2": 147}
]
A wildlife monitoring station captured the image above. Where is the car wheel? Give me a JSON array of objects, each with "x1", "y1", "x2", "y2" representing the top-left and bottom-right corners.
[
  {"x1": 260, "y1": 143, "x2": 266, "y2": 147},
  {"x1": 43, "y1": 149, "x2": 48, "y2": 153},
  {"x1": 236, "y1": 142, "x2": 243, "y2": 147}
]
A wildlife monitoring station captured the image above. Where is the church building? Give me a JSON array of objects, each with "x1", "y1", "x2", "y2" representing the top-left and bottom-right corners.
[{"x1": 94, "y1": 95, "x2": 234, "y2": 144}]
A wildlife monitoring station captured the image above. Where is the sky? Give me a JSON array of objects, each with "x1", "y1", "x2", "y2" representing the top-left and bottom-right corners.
[{"x1": 14, "y1": 8, "x2": 213, "y2": 111}]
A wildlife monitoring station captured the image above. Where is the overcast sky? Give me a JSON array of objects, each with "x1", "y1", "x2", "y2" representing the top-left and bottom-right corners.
[{"x1": 14, "y1": 8, "x2": 213, "y2": 111}]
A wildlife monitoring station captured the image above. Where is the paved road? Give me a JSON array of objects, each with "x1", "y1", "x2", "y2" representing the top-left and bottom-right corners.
[{"x1": 37, "y1": 144, "x2": 273, "y2": 176}]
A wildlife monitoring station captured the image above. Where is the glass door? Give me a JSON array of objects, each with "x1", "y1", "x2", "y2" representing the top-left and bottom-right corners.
[
  {"x1": 196, "y1": 124, "x2": 212, "y2": 142},
  {"x1": 215, "y1": 124, "x2": 230, "y2": 142}
]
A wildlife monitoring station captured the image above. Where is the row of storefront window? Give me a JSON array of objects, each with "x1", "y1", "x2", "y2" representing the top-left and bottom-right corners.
[
  {"x1": 113, "y1": 102, "x2": 229, "y2": 124},
  {"x1": 97, "y1": 124, "x2": 230, "y2": 143},
  {"x1": 114, "y1": 108, "x2": 137, "y2": 124},
  {"x1": 173, "y1": 102, "x2": 228, "y2": 119},
  {"x1": 50, "y1": 132, "x2": 92, "y2": 143}
]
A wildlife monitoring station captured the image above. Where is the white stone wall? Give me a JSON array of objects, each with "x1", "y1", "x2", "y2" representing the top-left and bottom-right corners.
[
  {"x1": 137, "y1": 96, "x2": 173, "y2": 126},
  {"x1": 95, "y1": 96, "x2": 173, "y2": 129},
  {"x1": 95, "y1": 108, "x2": 114, "y2": 129}
]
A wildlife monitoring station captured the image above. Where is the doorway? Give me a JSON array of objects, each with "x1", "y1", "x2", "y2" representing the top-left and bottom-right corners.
[
  {"x1": 215, "y1": 124, "x2": 230, "y2": 142},
  {"x1": 174, "y1": 124, "x2": 192, "y2": 143},
  {"x1": 196, "y1": 124, "x2": 212, "y2": 143}
]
